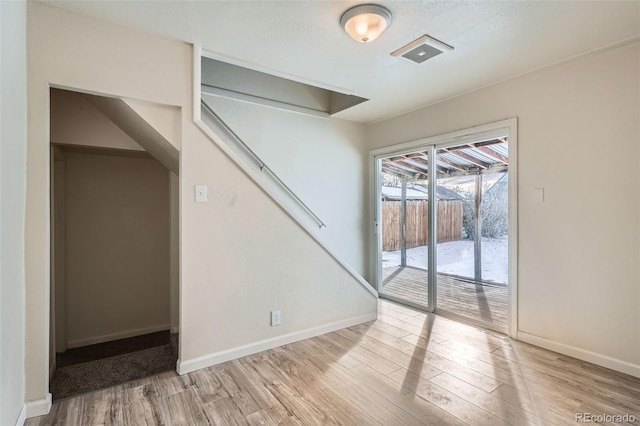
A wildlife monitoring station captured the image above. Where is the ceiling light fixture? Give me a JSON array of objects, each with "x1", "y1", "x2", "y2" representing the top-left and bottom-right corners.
[{"x1": 340, "y1": 4, "x2": 392, "y2": 43}]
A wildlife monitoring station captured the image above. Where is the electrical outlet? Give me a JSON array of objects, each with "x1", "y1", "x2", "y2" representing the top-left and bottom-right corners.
[{"x1": 271, "y1": 310, "x2": 281, "y2": 326}]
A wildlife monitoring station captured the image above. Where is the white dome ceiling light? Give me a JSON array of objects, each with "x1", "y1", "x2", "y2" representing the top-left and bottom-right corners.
[{"x1": 340, "y1": 4, "x2": 392, "y2": 44}]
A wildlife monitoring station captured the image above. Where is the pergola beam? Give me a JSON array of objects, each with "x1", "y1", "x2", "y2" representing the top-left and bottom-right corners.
[
  {"x1": 381, "y1": 168, "x2": 406, "y2": 180},
  {"x1": 382, "y1": 164, "x2": 417, "y2": 180},
  {"x1": 400, "y1": 157, "x2": 429, "y2": 171},
  {"x1": 435, "y1": 156, "x2": 467, "y2": 172},
  {"x1": 382, "y1": 139, "x2": 509, "y2": 181},
  {"x1": 387, "y1": 160, "x2": 425, "y2": 176},
  {"x1": 395, "y1": 160, "x2": 428, "y2": 174},
  {"x1": 442, "y1": 148, "x2": 491, "y2": 169},
  {"x1": 474, "y1": 138, "x2": 504, "y2": 147},
  {"x1": 472, "y1": 145, "x2": 508, "y2": 164},
  {"x1": 437, "y1": 164, "x2": 508, "y2": 179}
]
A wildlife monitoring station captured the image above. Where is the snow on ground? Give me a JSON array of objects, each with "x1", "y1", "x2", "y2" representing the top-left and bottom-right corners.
[{"x1": 382, "y1": 237, "x2": 508, "y2": 284}]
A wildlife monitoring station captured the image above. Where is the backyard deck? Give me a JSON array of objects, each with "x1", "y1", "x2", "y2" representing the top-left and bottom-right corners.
[{"x1": 381, "y1": 266, "x2": 508, "y2": 331}]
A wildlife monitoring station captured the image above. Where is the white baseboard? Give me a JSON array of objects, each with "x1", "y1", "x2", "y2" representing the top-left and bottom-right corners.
[
  {"x1": 15, "y1": 404, "x2": 26, "y2": 426},
  {"x1": 170, "y1": 326, "x2": 179, "y2": 334},
  {"x1": 67, "y1": 324, "x2": 170, "y2": 349},
  {"x1": 518, "y1": 331, "x2": 640, "y2": 378},
  {"x1": 177, "y1": 312, "x2": 377, "y2": 375},
  {"x1": 25, "y1": 393, "x2": 52, "y2": 419}
]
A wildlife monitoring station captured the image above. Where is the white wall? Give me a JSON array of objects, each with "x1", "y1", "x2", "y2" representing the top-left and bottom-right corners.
[
  {"x1": 60, "y1": 150, "x2": 171, "y2": 348},
  {"x1": 367, "y1": 42, "x2": 640, "y2": 375},
  {"x1": 50, "y1": 89, "x2": 144, "y2": 151},
  {"x1": 202, "y1": 96, "x2": 370, "y2": 278},
  {"x1": 26, "y1": 2, "x2": 376, "y2": 408},
  {"x1": 0, "y1": 0, "x2": 27, "y2": 424},
  {"x1": 123, "y1": 98, "x2": 181, "y2": 151}
]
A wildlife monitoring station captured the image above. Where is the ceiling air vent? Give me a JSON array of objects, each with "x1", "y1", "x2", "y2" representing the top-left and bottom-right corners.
[{"x1": 392, "y1": 34, "x2": 453, "y2": 64}]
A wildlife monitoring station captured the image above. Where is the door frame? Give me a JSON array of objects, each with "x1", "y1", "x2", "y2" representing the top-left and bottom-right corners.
[
  {"x1": 369, "y1": 118, "x2": 518, "y2": 338},
  {"x1": 47, "y1": 85, "x2": 183, "y2": 396}
]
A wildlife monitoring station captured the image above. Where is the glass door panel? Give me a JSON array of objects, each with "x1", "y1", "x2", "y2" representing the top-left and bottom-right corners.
[
  {"x1": 434, "y1": 140, "x2": 509, "y2": 331},
  {"x1": 378, "y1": 151, "x2": 430, "y2": 309}
]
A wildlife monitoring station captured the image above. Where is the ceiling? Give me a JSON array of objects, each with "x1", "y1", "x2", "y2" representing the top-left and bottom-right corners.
[{"x1": 43, "y1": 1, "x2": 639, "y2": 124}]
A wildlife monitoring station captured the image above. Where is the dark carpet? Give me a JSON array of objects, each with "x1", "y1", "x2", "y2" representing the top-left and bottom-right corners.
[
  {"x1": 51, "y1": 332, "x2": 178, "y2": 400},
  {"x1": 56, "y1": 330, "x2": 170, "y2": 368}
]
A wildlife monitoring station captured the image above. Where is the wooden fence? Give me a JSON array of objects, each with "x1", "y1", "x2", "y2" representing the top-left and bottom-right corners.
[{"x1": 382, "y1": 200, "x2": 463, "y2": 251}]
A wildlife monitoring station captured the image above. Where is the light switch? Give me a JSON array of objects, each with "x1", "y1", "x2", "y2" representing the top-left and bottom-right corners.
[
  {"x1": 534, "y1": 187, "x2": 544, "y2": 203},
  {"x1": 195, "y1": 185, "x2": 208, "y2": 203}
]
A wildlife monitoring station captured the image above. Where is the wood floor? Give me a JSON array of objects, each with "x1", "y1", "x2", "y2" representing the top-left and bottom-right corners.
[
  {"x1": 382, "y1": 266, "x2": 509, "y2": 330},
  {"x1": 27, "y1": 300, "x2": 640, "y2": 426}
]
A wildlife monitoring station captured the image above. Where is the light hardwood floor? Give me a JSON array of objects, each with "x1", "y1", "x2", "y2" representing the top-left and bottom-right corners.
[{"x1": 27, "y1": 300, "x2": 640, "y2": 425}]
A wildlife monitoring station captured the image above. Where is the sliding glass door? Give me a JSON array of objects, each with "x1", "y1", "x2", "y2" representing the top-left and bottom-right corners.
[{"x1": 376, "y1": 134, "x2": 511, "y2": 333}]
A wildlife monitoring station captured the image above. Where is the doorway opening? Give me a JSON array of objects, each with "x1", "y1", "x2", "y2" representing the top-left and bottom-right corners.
[
  {"x1": 49, "y1": 88, "x2": 180, "y2": 399},
  {"x1": 374, "y1": 121, "x2": 516, "y2": 334}
]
